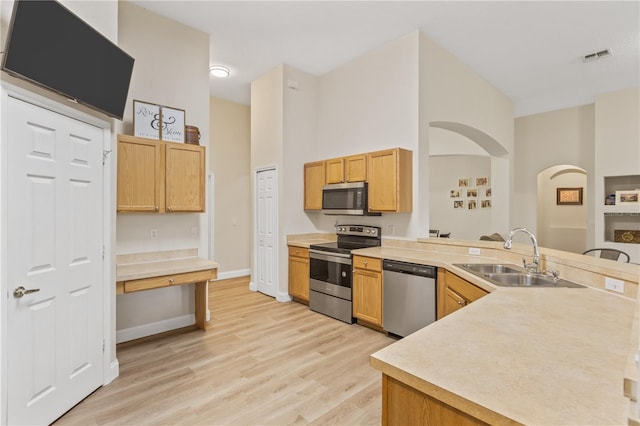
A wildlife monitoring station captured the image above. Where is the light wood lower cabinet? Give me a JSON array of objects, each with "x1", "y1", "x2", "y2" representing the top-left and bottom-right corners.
[
  {"x1": 352, "y1": 256, "x2": 383, "y2": 327},
  {"x1": 288, "y1": 246, "x2": 310, "y2": 303},
  {"x1": 437, "y1": 269, "x2": 489, "y2": 319},
  {"x1": 382, "y1": 374, "x2": 488, "y2": 426}
]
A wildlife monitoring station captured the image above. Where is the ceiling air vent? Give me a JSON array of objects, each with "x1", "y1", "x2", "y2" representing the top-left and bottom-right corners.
[{"x1": 583, "y1": 49, "x2": 612, "y2": 63}]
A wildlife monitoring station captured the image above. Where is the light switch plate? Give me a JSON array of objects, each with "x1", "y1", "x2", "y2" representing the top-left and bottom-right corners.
[{"x1": 605, "y1": 277, "x2": 624, "y2": 293}]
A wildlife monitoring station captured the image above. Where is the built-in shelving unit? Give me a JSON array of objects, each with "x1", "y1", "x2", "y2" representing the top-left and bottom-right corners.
[{"x1": 603, "y1": 175, "x2": 639, "y2": 244}]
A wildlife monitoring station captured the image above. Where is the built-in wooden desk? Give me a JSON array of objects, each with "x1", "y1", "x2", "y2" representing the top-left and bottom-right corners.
[{"x1": 116, "y1": 249, "x2": 219, "y2": 330}]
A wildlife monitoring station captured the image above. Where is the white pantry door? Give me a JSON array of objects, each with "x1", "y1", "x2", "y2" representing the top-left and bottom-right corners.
[
  {"x1": 6, "y1": 97, "x2": 104, "y2": 425},
  {"x1": 256, "y1": 168, "x2": 277, "y2": 297}
]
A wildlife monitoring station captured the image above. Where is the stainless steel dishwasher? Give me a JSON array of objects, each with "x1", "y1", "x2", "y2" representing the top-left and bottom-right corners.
[{"x1": 383, "y1": 260, "x2": 437, "y2": 338}]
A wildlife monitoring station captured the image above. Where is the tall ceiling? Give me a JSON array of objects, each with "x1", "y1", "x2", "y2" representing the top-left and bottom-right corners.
[{"x1": 131, "y1": 1, "x2": 639, "y2": 117}]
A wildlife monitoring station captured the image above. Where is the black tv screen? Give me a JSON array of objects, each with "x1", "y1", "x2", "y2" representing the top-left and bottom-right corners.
[{"x1": 1, "y1": 0, "x2": 134, "y2": 120}]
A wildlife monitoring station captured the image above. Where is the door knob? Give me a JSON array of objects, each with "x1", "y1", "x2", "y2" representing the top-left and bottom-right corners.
[{"x1": 13, "y1": 286, "x2": 40, "y2": 298}]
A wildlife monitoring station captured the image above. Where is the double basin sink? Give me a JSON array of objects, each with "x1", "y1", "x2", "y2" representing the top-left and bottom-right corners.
[{"x1": 454, "y1": 263, "x2": 585, "y2": 288}]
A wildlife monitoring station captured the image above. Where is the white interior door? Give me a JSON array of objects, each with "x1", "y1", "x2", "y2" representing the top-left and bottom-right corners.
[
  {"x1": 6, "y1": 97, "x2": 104, "y2": 425},
  {"x1": 256, "y1": 168, "x2": 277, "y2": 297}
]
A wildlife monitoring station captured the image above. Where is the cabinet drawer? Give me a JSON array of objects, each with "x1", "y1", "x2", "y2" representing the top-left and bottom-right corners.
[
  {"x1": 446, "y1": 271, "x2": 488, "y2": 302},
  {"x1": 123, "y1": 269, "x2": 216, "y2": 293},
  {"x1": 288, "y1": 246, "x2": 309, "y2": 259},
  {"x1": 353, "y1": 256, "x2": 382, "y2": 272}
]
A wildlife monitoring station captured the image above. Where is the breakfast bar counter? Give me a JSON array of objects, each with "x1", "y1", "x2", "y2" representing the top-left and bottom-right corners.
[{"x1": 355, "y1": 244, "x2": 637, "y2": 425}]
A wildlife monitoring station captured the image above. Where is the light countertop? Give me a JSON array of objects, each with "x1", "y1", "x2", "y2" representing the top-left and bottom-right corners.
[
  {"x1": 116, "y1": 249, "x2": 219, "y2": 282},
  {"x1": 354, "y1": 245, "x2": 636, "y2": 425}
]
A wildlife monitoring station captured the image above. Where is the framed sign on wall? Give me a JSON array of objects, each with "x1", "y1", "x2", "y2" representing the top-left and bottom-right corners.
[
  {"x1": 557, "y1": 187, "x2": 583, "y2": 205},
  {"x1": 133, "y1": 100, "x2": 161, "y2": 140}
]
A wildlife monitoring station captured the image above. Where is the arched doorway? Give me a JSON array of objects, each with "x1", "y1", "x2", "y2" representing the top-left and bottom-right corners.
[{"x1": 537, "y1": 165, "x2": 587, "y2": 253}]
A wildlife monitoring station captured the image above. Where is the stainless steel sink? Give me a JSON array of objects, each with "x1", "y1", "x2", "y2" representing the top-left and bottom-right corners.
[
  {"x1": 483, "y1": 273, "x2": 585, "y2": 288},
  {"x1": 454, "y1": 263, "x2": 523, "y2": 274},
  {"x1": 453, "y1": 263, "x2": 586, "y2": 288}
]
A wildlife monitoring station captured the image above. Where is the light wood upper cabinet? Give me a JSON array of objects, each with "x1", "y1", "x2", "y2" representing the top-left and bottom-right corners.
[
  {"x1": 325, "y1": 157, "x2": 345, "y2": 184},
  {"x1": 117, "y1": 135, "x2": 163, "y2": 212},
  {"x1": 117, "y1": 134, "x2": 205, "y2": 213},
  {"x1": 165, "y1": 143, "x2": 205, "y2": 212},
  {"x1": 437, "y1": 269, "x2": 488, "y2": 319},
  {"x1": 367, "y1": 148, "x2": 412, "y2": 212},
  {"x1": 304, "y1": 161, "x2": 325, "y2": 210},
  {"x1": 352, "y1": 256, "x2": 383, "y2": 326},
  {"x1": 288, "y1": 246, "x2": 310, "y2": 303},
  {"x1": 345, "y1": 154, "x2": 367, "y2": 182}
]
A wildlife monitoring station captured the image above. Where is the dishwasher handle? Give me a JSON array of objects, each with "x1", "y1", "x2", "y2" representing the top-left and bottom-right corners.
[{"x1": 383, "y1": 260, "x2": 436, "y2": 278}]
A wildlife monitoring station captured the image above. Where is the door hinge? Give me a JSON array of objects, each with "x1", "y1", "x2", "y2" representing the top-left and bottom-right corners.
[
  {"x1": 102, "y1": 149, "x2": 112, "y2": 165},
  {"x1": 102, "y1": 245, "x2": 105, "y2": 259},
  {"x1": 102, "y1": 338, "x2": 105, "y2": 353}
]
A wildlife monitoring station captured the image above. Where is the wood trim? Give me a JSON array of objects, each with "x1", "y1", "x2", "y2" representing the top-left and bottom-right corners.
[{"x1": 122, "y1": 269, "x2": 216, "y2": 293}]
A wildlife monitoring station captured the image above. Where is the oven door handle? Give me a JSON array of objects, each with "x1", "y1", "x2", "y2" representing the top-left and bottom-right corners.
[{"x1": 309, "y1": 249, "x2": 352, "y2": 263}]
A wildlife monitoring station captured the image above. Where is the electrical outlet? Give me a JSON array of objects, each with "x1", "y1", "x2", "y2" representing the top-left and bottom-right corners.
[
  {"x1": 150, "y1": 228, "x2": 158, "y2": 239},
  {"x1": 605, "y1": 277, "x2": 625, "y2": 293},
  {"x1": 468, "y1": 247, "x2": 481, "y2": 255},
  {"x1": 388, "y1": 225, "x2": 395, "y2": 235}
]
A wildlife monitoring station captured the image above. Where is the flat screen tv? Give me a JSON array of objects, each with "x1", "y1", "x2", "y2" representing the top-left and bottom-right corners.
[{"x1": 1, "y1": 0, "x2": 134, "y2": 120}]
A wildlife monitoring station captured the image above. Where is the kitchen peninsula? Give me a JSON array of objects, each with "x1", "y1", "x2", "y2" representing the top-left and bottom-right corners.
[{"x1": 359, "y1": 241, "x2": 637, "y2": 425}]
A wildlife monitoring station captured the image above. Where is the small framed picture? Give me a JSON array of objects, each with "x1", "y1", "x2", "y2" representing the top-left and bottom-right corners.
[
  {"x1": 468, "y1": 200, "x2": 477, "y2": 210},
  {"x1": 133, "y1": 100, "x2": 161, "y2": 139},
  {"x1": 476, "y1": 177, "x2": 488, "y2": 186},
  {"x1": 453, "y1": 201, "x2": 464, "y2": 209},
  {"x1": 458, "y1": 178, "x2": 469, "y2": 187},
  {"x1": 616, "y1": 190, "x2": 640, "y2": 205},
  {"x1": 467, "y1": 188, "x2": 478, "y2": 197},
  {"x1": 160, "y1": 106, "x2": 185, "y2": 143},
  {"x1": 481, "y1": 200, "x2": 492, "y2": 208},
  {"x1": 486, "y1": 187, "x2": 492, "y2": 197},
  {"x1": 557, "y1": 187, "x2": 583, "y2": 205},
  {"x1": 450, "y1": 189, "x2": 460, "y2": 198}
]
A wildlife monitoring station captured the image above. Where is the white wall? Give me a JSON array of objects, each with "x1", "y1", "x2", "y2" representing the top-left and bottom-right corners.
[
  {"x1": 210, "y1": 97, "x2": 251, "y2": 276},
  {"x1": 313, "y1": 31, "x2": 420, "y2": 238},
  {"x1": 419, "y1": 33, "x2": 514, "y2": 239},
  {"x1": 115, "y1": 2, "x2": 210, "y2": 336},
  {"x1": 514, "y1": 105, "x2": 595, "y2": 243},
  {"x1": 429, "y1": 155, "x2": 493, "y2": 240}
]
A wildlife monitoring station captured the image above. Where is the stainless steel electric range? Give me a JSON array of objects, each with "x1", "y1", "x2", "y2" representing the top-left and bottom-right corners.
[{"x1": 308, "y1": 225, "x2": 381, "y2": 323}]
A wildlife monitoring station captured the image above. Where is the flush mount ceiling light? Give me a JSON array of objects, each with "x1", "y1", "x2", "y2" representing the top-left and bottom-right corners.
[
  {"x1": 209, "y1": 65, "x2": 230, "y2": 78},
  {"x1": 582, "y1": 49, "x2": 612, "y2": 63}
]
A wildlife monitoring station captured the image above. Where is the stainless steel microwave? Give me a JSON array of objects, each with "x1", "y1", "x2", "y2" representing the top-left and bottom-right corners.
[{"x1": 321, "y1": 182, "x2": 380, "y2": 216}]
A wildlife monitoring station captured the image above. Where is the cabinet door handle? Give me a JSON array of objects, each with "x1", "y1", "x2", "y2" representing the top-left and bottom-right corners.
[
  {"x1": 155, "y1": 206, "x2": 159, "y2": 211},
  {"x1": 363, "y1": 261, "x2": 368, "y2": 266},
  {"x1": 457, "y1": 300, "x2": 466, "y2": 306},
  {"x1": 167, "y1": 206, "x2": 172, "y2": 212}
]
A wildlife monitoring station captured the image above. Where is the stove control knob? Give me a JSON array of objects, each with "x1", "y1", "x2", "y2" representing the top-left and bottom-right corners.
[
  {"x1": 370, "y1": 229, "x2": 377, "y2": 235},
  {"x1": 366, "y1": 229, "x2": 371, "y2": 234}
]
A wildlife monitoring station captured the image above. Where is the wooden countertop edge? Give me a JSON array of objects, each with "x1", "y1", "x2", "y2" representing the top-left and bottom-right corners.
[{"x1": 370, "y1": 357, "x2": 522, "y2": 425}]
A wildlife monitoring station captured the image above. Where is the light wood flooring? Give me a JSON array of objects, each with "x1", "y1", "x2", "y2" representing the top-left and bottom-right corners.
[{"x1": 55, "y1": 277, "x2": 396, "y2": 425}]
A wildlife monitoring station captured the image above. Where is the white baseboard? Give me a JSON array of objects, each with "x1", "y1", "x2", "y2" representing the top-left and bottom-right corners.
[
  {"x1": 104, "y1": 359, "x2": 119, "y2": 385},
  {"x1": 215, "y1": 268, "x2": 251, "y2": 280},
  {"x1": 116, "y1": 314, "x2": 195, "y2": 344},
  {"x1": 276, "y1": 292, "x2": 292, "y2": 303}
]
